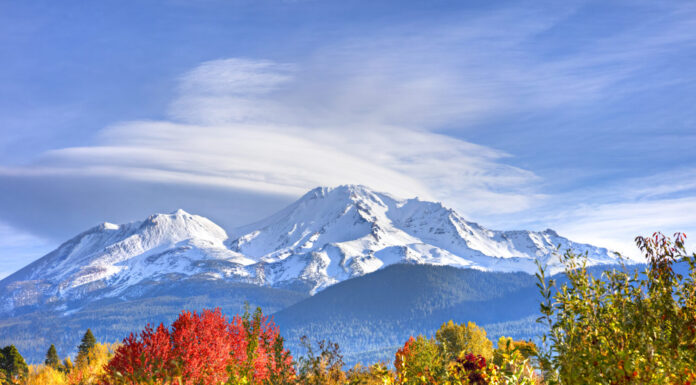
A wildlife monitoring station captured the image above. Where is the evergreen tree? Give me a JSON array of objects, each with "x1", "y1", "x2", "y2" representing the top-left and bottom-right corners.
[
  {"x1": 45, "y1": 344, "x2": 60, "y2": 368},
  {"x1": 0, "y1": 345, "x2": 29, "y2": 380},
  {"x1": 76, "y1": 328, "x2": 97, "y2": 366}
]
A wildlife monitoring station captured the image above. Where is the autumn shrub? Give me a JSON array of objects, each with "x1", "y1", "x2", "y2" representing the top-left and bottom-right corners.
[
  {"x1": 393, "y1": 336, "x2": 539, "y2": 385},
  {"x1": 19, "y1": 343, "x2": 115, "y2": 385},
  {"x1": 536, "y1": 232, "x2": 696, "y2": 384},
  {"x1": 490, "y1": 338, "x2": 541, "y2": 385},
  {"x1": 69, "y1": 343, "x2": 116, "y2": 384},
  {"x1": 492, "y1": 337, "x2": 536, "y2": 367},
  {"x1": 23, "y1": 365, "x2": 67, "y2": 385},
  {"x1": 346, "y1": 363, "x2": 394, "y2": 385},
  {"x1": 394, "y1": 335, "x2": 446, "y2": 385},
  {"x1": 446, "y1": 353, "x2": 492, "y2": 385},
  {"x1": 394, "y1": 321, "x2": 512, "y2": 385},
  {"x1": 295, "y1": 337, "x2": 347, "y2": 385},
  {"x1": 103, "y1": 307, "x2": 293, "y2": 385}
]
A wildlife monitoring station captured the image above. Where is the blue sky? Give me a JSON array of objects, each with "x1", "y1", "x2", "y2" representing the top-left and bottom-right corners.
[{"x1": 1, "y1": 0, "x2": 695, "y2": 277}]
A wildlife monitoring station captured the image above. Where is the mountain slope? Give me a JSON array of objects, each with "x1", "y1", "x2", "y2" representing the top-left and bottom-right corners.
[
  {"x1": 0, "y1": 210, "x2": 259, "y2": 314},
  {"x1": 229, "y1": 185, "x2": 618, "y2": 293},
  {"x1": 271, "y1": 264, "x2": 545, "y2": 365}
]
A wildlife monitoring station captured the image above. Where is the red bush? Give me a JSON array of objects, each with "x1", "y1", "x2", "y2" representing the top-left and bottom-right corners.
[
  {"x1": 451, "y1": 353, "x2": 488, "y2": 385},
  {"x1": 104, "y1": 308, "x2": 294, "y2": 385}
]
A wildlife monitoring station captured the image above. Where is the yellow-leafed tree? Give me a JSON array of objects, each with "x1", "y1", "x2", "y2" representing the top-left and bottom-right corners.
[{"x1": 435, "y1": 320, "x2": 493, "y2": 361}]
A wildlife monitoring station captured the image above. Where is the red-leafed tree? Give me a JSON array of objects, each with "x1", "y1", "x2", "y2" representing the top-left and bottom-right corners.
[{"x1": 103, "y1": 307, "x2": 294, "y2": 385}]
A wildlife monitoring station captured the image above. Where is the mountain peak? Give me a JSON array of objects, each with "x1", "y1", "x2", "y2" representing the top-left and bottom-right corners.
[
  {"x1": 97, "y1": 222, "x2": 120, "y2": 231},
  {"x1": 228, "y1": 185, "x2": 621, "y2": 293},
  {"x1": 300, "y1": 184, "x2": 384, "y2": 202},
  {"x1": 147, "y1": 208, "x2": 195, "y2": 221}
]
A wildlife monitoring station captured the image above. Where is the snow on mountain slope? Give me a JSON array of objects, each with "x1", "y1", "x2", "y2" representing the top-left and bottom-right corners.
[
  {"x1": 0, "y1": 210, "x2": 256, "y2": 313},
  {"x1": 228, "y1": 185, "x2": 619, "y2": 293},
  {"x1": 0, "y1": 185, "x2": 621, "y2": 314}
]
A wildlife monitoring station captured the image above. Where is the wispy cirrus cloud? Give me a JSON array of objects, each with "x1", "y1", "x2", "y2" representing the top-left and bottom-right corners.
[{"x1": 1, "y1": 55, "x2": 541, "y2": 234}]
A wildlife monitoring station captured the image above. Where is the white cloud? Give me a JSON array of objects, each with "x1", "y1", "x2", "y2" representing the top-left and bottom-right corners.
[
  {"x1": 178, "y1": 58, "x2": 293, "y2": 97},
  {"x1": 2, "y1": 56, "x2": 541, "y2": 224},
  {"x1": 552, "y1": 197, "x2": 696, "y2": 259}
]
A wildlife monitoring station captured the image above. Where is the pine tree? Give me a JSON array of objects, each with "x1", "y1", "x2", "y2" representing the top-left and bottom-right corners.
[
  {"x1": 0, "y1": 345, "x2": 29, "y2": 380},
  {"x1": 76, "y1": 328, "x2": 97, "y2": 366},
  {"x1": 45, "y1": 344, "x2": 60, "y2": 368}
]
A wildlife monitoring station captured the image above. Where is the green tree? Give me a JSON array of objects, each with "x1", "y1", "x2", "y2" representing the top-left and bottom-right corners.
[
  {"x1": 434, "y1": 320, "x2": 493, "y2": 361},
  {"x1": 76, "y1": 328, "x2": 96, "y2": 367},
  {"x1": 0, "y1": 345, "x2": 28, "y2": 381},
  {"x1": 536, "y1": 232, "x2": 696, "y2": 384},
  {"x1": 44, "y1": 344, "x2": 60, "y2": 369}
]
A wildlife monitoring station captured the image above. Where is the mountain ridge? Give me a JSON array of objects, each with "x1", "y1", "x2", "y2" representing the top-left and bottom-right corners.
[{"x1": 0, "y1": 184, "x2": 621, "y2": 315}]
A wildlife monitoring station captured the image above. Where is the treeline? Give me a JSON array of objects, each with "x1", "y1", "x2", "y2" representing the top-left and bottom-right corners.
[
  {"x1": 1, "y1": 232, "x2": 695, "y2": 384},
  {"x1": 0, "y1": 280, "x2": 308, "y2": 364}
]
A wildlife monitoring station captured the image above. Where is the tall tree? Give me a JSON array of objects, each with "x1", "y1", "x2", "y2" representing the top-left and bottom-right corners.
[
  {"x1": 0, "y1": 345, "x2": 28, "y2": 380},
  {"x1": 45, "y1": 344, "x2": 60, "y2": 368},
  {"x1": 76, "y1": 328, "x2": 97, "y2": 366}
]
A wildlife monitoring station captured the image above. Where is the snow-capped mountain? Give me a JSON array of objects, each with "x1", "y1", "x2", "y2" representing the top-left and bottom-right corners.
[
  {"x1": 0, "y1": 210, "x2": 258, "y2": 314},
  {"x1": 228, "y1": 185, "x2": 617, "y2": 292},
  {"x1": 0, "y1": 185, "x2": 619, "y2": 314}
]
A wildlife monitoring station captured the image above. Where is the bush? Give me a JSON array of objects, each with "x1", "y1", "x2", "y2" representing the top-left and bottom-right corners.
[
  {"x1": 490, "y1": 338, "x2": 540, "y2": 385},
  {"x1": 536, "y1": 232, "x2": 696, "y2": 384},
  {"x1": 20, "y1": 342, "x2": 115, "y2": 385},
  {"x1": 492, "y1": 337, "x2": 536, "y2": 367},
  {"x1": 296, "y1": 337, "x2": 346, "y2": 385},
  {"x1": 346, "y1": 363, "x2": 394, "y2": 385},
  {"x1": 394, "y1": 335, "x2": 446, "y2": 385},
  {"x1": 104, "y1": 307, "x2": 293, "y2": 385},
  {"x1": 23, "y1": 365, "x2": 67, "y2": 385},
  {"x1": 446, "y1": 353, "x2": 490, "y2": 384}
]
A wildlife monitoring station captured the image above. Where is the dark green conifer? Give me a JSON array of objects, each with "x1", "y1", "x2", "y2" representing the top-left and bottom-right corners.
[
  {"x1": 76, "y1": 328, "x2": 97, "y2": 365},
  {"x1": 45, "y1": 344, "x2": 60, "y2": 368},
  {"x1": 0, "y1": 345, "x2": 28, "y2": 380}
]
